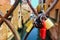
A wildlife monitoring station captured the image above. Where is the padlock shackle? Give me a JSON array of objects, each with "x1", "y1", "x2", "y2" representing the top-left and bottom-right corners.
[{"x1": 39, "y1": 13, "x2": 47, "y2": 21}]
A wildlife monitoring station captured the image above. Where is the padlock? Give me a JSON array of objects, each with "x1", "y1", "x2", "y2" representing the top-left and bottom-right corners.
[
  {"x1": 26, "y1": 14, "x2": 36, "y2": 32},
  {"x1": 25, "y1": 19, "x2": 34, "y2": 32},
  {"x1": 35, "y1": 16, "x2": 43, "y2": 28},
  {"x1": 26, "y1": 23, "x2": 33, "y2": 32},
  {"x1": 38, "y1": 13, "x2": 54, "y2": 30},
  {"x1": 40, "y1": 20, "x2": 46, "y2": 40},
  {"x1": 45, "y1": 18, "x2": 54, "y2": 30}
]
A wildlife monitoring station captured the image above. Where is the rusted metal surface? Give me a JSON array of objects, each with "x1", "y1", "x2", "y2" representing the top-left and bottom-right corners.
[
  {"x1": 46, "y1": 0, "x2": 60, "y2": 19},
  {"x1": 49, "y1": 10, "x2": 59, "y2": 40},
  {"x1": 45, "y1": 0, "x2": 58, "y2": 15},
  {"x1": 45, "y1": 0, "x2": 59, "y2": 40},
  {"x1": 49, "y1": 24, "x2": 58, "y2": 40},
  {"x1": 0, "y1": 0, "x2": 21, "y2": 40},
  {"x1": 0, "y1": 11, "x2": 20, "y2": 40},
  {"x1": 0, "y1": 0, "x2": 19, "y2": 25}
]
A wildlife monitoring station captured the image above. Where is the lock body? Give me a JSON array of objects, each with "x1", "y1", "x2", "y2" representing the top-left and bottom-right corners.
[
  {"x1": 26, "y1": 19, "x2": 34, "y2": 32},
  {"x1": 35, "y1": 17, "x2": 43, "y2": 28},
  {"x1": 40, "y1": 27, "x2": 46, "y2": 40},
  {"x1": 45, "y1": 18, "x2": 54, "y2": 30},
  {"x1": 40, "y1": 20, "x2": 46, "y2": 40}
]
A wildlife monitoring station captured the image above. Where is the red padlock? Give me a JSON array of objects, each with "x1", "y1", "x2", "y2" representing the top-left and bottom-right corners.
[{"x1": 40, "y1": 20, "x2": 46, "y2": 40}]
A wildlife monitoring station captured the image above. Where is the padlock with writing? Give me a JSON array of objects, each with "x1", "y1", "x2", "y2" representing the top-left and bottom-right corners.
[
  {"x1": 39, "y1": 14, "x2": 54, "y2": 30},
  {"x1": 45, "y1": 18, "x2": 54, "y2": 30}
]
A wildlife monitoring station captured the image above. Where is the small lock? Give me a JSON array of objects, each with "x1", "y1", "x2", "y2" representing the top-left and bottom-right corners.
[
  {"x1": 26, "y1": 19, "x2": 34, "y2": 32},
  {"x1": 38, "y1": 14, "x2": 54, "y2": 30},
  {"x1": 35, "y1": 17, "x2": 43, "y2": 28},
  {"x1": 45, "y1": 18, "x2": 54, "y2": 30}
]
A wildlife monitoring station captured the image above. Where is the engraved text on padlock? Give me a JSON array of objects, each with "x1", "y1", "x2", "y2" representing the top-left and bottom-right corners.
[{"x1": 45, "y1": 18, "x2": 54, "y2": 30}]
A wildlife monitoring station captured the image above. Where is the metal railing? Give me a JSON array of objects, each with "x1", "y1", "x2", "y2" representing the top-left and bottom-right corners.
[
  {"x1": 0, "y1": 0, "x2": 59, "y2": 40},
  {"x1": 0, "y1": 0, "x2": 20, "y2": 40}
]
